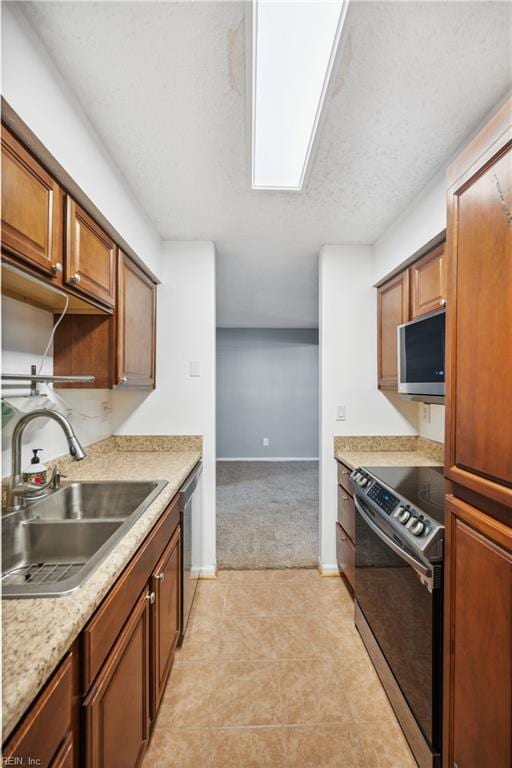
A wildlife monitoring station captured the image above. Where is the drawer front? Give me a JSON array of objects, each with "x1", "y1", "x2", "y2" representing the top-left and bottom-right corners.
[
  {"x1": 337, "y1": 461, "x2": 353, "y2": 496},
  {"x1": 337, "y1": 486, "x2": 356, "y2": 543},
  {"x1": 4, "y1": 654, "x2": 73, "y2": 768},
  {"x1": 82, "y1": 494, "x2": 180, "y2": 691},
  {"x1": 336, "y1": 522, "x2": 355, "y2": 592}
]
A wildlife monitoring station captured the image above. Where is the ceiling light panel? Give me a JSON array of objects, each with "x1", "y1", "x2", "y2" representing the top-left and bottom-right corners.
[{"x1": 252, "y1": 0, "x2": 348, "y2": 191}]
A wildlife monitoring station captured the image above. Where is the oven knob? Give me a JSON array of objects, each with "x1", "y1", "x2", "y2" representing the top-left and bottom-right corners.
[
  {"x1": 410, "y1": 518, "x2": 426, "y2": 536},
  {"x1": 397, "y1": 507, "x2": 411, "y2": 524},
  {"x1": 358, "y1": 476, "x2": 368, "y2": 487}
]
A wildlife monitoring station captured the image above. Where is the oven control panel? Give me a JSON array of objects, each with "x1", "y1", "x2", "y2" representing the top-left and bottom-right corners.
[
  {"x1": 350, "y1": 467, "x2": 444, "y2": 563},
  {"x1": 366, "y1": 483, "x2": 399, "y2": 515}
]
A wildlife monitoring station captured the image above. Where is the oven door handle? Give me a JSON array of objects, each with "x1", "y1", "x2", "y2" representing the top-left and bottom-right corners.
[{"x1": 354, "y1": 496, "x2": 434, "y2": 591}]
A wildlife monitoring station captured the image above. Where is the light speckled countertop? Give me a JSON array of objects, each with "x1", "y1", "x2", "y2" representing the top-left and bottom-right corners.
[
  {"x1": 2, "y1": 436, "x2": 201, "y2": 742},
  {"x1": 334, "y1": 435, "x2": 444, "y2": 470}
]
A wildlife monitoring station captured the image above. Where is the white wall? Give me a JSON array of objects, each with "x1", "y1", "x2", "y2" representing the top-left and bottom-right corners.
[
  {"x1": 372, "y1": 170, "x2": 446, "y2": 284},
  {"x1": 216, "y1": 328, "x2": 319, "y2": 459},
  {"x1": 373, "y1": 169, "x2": 447, "y2": 443},
  {"x1": 319, "y1": 246, "x2": 418, "y2": 572},
  {"x1": 1, "y1": 4, "x2": 162, "y2": 280},
  {"x1": 1, "y1": 296, "x2": 112, "y2": 476},
  {"x1": 418, "y1": 403, "x2": 445, "y2": 442},
  {"x1": 112, "y1": 242, "x2": 216, "y2": 576}
]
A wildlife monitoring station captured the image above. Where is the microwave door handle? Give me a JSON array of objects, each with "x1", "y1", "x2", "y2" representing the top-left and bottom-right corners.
[{"x1": 354, "y1": 496, "x2": 433, "y2": 591}]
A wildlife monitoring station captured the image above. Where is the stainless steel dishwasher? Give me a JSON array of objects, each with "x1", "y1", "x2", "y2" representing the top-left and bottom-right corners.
[{"x1": 179, "y1": 462, "x2": 202, "y2": 642}]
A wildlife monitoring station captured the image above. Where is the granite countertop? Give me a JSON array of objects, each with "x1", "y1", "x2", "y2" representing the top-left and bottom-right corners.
[
  {"x1": 2, "y1": 436, "x2": 202, "y2": 742},
  {"x1": 334, "y1": 435, "x2": 444, "y2": 470}
]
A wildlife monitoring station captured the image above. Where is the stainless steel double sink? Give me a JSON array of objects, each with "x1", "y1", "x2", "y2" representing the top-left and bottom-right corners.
[{"x1": 2, "y1": 480, "x2": 167, "y2": 598}]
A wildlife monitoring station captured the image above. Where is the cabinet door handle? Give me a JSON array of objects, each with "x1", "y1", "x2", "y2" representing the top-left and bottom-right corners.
[
  {"x1": 51, "y1": 262, "x2": 63, "y2": 275},
  {"x1": 146, "y1": 591, "x2": 156, "y2": 604},
  {"x1": 341, "y1": 470, "x2": 349, "y2": 476},
  {"x1": 441, "y1": 298, "x2": 446, "y2": 306},
  {"x1": 156, "y1": 573, "x2": 165, "y2": 582},
  {"x1": 70, "y1": 273, "x2": 81, "y2": 283},
  {"x1": 342, "y1": 495, "x2": 349, "y2": 501},
  {"x1": 119, "y1": 376, "x2": 128, "y2": 384}
]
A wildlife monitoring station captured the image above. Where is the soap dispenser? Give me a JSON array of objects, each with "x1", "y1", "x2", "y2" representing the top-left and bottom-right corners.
[{"x1": 23, "y1": 449, "x2": 48, "y2": 486}]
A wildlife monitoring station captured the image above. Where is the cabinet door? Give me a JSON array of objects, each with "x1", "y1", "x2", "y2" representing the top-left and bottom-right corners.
[
  {"x1": 50, "y1": 733, "x2": 73, "y2": 768},
  {"x1": 377, "y1": 270, "x2": 409, "y2": 388},
  {"x1": 336, "y1": 522, "x2": 355, "y2": 593},
  {"x1": 66, "y1": 198, "x2": 116, "y2": 307},
  {"x1": 117, "y1": 252, "x2": 156, "y2": 388},
  {"x1": 1, "y1": 126, "x2": 63, "y2": 278},
  {"x1": 150, "y1": 525, "x2": 181, "y2": 717},
  {"x1": 445, "y1": 99, "x2": 512, "y2": 508},
  {"x1": 84, "y1": 589, "x2": 150, "y2": 768},
  {"x1": 444, "y1": 495, "x2": 512, "y2": 768},
  {"x1": 3, "y1": 653, "x2": 74, "y2": 768},
  {"x1": 409, "y1": 243, "x2": 445, "y2": 319}
]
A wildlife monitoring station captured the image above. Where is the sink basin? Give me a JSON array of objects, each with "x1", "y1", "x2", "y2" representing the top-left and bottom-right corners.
[
  {"x1": 29, "y1": 481, "x2": 164, "y2": 521},
  {"x1": 2, "y1": 480, "x2": 167, "y2": 598}
]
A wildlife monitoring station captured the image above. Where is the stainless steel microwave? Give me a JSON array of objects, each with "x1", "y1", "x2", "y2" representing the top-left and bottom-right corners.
[{"x1": 398, "y1": 308, "x2": 445, "y2": 398}]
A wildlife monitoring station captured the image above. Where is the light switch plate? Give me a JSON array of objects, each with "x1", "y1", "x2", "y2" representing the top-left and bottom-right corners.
[
  {"x1": 263, "y1": 437, "x2": 270, "y2": 447},
  {"x1": 336, "y1": 405, "x2": 346, "y2": 421},
  {"x1": 190, "y1": 361, "x2": 201, "y2": 377}
]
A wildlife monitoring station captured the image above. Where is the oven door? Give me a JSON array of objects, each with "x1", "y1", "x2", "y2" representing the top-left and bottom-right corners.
[{"x1": 354, "y1": 495, "x2": 442, "y2": 752}]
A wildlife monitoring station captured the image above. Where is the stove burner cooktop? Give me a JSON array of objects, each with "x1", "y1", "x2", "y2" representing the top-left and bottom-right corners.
[{"x1": 367, "y1": 465, "x2": 445, "y2": 524}]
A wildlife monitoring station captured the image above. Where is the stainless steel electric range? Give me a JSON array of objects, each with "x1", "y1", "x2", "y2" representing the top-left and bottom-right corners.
[{"x1": 350, "y1": 465, "x2": 445, "y2": 768}]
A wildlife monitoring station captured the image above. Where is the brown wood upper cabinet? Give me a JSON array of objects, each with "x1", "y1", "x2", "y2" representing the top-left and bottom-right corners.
[
  {"x1": 443, "y1": 495, "x2": 512, "y2": 768},
  {"x1": 66, "y1": 198, "x2": 116, "y2": 308},
  {"x1": 444, "y1": 97, "x2": 512, "y2": 509},
  {"x1": 117, "y1": 252, "x2": 157, "y2": 388},
  {"x1": 409, "y1": 243, "x2": 445, "y2": 319},
  {"x1": 377, "y1": 270, "x2": 409, "y2": 388},
  {"x1": 1, "y1": 126, "x2": 63, "y2": 280}
]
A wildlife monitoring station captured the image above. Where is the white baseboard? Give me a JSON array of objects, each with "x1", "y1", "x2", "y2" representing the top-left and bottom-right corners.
[
  {"x1": 318, "y1": 562, "x2": 340, "y2": 577},
  {"x1": 217, "y1": 457, "x2": 319, "y2": 462},
  {"x1": 194, "y1": 565, "x2": 217, "y2": 579}
]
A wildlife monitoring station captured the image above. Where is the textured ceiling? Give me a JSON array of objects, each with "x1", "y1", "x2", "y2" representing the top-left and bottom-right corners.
[{"x1": 19, "y1": 1, "x2": 512, "y2": 327}]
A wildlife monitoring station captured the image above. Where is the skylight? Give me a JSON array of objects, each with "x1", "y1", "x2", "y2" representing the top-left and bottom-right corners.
[{"x1": 252, "y1": 0, "x2": 349, "y2": 191}]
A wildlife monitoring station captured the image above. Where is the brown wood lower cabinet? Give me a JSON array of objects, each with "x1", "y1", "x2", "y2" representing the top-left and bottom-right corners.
[
  {"x1": 84, "y1": 588, "x2": 151, "y2": 768},
  {"x1": 443, "y1": 494, "x2": 512, "y2": 768},
  {"x1": 3, "y1": 652, "x2": 75, "y2": 768},
  {"x1": 336, "y1": 522, "x2": 355, "y2": 592},
  {"x1": 151, "y1": 525, "x2": 181, "y2": 718},
  {"x1": 52, "y1": 732, "x2": 74, "y2": 768},
  {"x1": 337, "y1": 485, "x2": 356, "y2": 543},
  {"x1": 3, "y1": 484, "x2": 191, "y2": 768},
  {"x1": 336, "y1": 460, "x2": 356, "y2": 593}
]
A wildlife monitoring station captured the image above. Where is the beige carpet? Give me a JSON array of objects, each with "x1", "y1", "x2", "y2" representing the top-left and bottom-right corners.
[{"x1": 216, "y1": 461, "x2": 318, "y2": 569}]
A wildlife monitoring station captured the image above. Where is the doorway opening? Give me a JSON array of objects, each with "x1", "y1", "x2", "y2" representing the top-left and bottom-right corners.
[{"x1": 216, "y1": 328, "x2": 319, "y2": 569}]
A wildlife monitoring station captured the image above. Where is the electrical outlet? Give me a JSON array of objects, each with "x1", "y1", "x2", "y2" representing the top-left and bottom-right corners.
[
  {"x1": 422, "y1": 404, "x2": 431, "y2": 423},
  {"x1": 101, "y1": 401, "x2": 112, "y2": 423},
  {"x1": 336, "y1": 405, "x2": 346, "y2": 421},
  {"x1": 263, "y1": 437, "x2": 270, "y2": 447}
]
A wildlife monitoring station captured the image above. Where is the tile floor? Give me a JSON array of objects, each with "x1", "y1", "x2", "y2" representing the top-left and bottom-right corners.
[{"x1": 143, "y1": 570, "x2": 416, "y2": 767}]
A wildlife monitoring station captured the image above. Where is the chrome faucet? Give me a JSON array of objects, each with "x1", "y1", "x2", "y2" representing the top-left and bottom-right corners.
[{"x1": 6, "y1": 409, "x2": 87, "y2": 512}]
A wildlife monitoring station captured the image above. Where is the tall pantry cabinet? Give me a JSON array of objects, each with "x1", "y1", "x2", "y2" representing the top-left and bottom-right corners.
[{"x1": 443, "y1": 97, "x2": 512, "y2": 768}]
